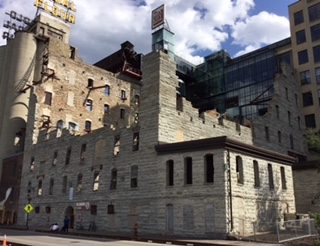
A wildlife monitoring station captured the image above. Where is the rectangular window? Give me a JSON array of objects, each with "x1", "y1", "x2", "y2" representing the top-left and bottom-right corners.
[
  {"x1": 85, "y1": 121, "x2": 91, "y2": 132},
  {"x1": 280, "y1": 166, "x2": 287, "y2": 190},
  {"x1": 253, "y1": 161, "x2": 260, "y2": 188},
  {"x1": 316, "y1": 67, "x2": 320, "y2": 84},
  {"x1": 303, "y1": 92, "x2": 314, "y2": 107},
  {"x1": 300, "y1": 70, "x2": 311, "y2": 85},
  {"x1": 104, "y1": 85, "x2": 110, "y2": 96},
  {"x1": 90, "y1": 205, "x2": 97, "y2": 215},
  {"x1": 296, "y1": 29, "x2": 306, "y2": 44},
  {"x1": 104, "y1": 104, "x2": 109, "y2": 114},
  {"x1": 184, "y1": 157, "x2": 192, "y2": 185},
  {"x1": 113, "y1": 136, "x2": 120, "y2": 156},
  {"x1": 305, "y1": 114, "x2": 316, "y2": 128},
  {"x1": 110, "y1": 169, "x2": 117, "y2": 190},
  {"x1": 65, "y1": 148, "x2": 71, "y2": 165},
  {"x1": 30, "y1": 157, "x2": 35, "y2": 172},
  {"x1": 309, "y1": 3, "x2": 320, "y2": 21},
  {"x1": 131, "y1": 166, "x2": 138, "y2": 188},
  {"x1": 86, "y1": 99, "x2": 93, "y2": 111},
  {"x1": 205, "y1": 154, "x2": 214, "y2": 183},
  {"x1": 268, "y1": 164, "x2": 274, "y2": 190},
  {"x1": 294, "y1": 10, "x2": 304, "y2": 25},
  {"x1": 38, "y1": 180, "x2": 42, "y2": 196},
  {"x1": 311, "y1": 23, "x2": 320, "y2": 41},
  {"x1": 120, "y1": 108, "x2": 125, "y2": 119},
  {"x1": 313, "y1": 45, "x2": 320, "y2": 62},
  {"x1": 93, "y1": 171, "x2": 99, "y2": 191},
  {"x1": 167, "y1": 160, "x2": 174, "y2": 186},
  {"x1": 132, "y1": 132, "x2": 139, "y2": 151},
  {"x1": 176, "y1": 93, "x2": 183, "y2": 112},
  {"x1": 298, "y1": 50, "x2": 308, "y2": 64},
  {"x1": 120, "y1": 90, "x2": 126, "y2": 100},
  {"x1": 77, "y1": 173, "x2": 83, "y2": 193},
  {"x1": 44, "y1": 91, "x2": 52, "y2": 105}
]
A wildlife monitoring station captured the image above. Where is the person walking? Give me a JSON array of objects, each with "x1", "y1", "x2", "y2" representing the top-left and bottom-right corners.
[{"x1": 61, "y1": 216, "x2": 70, "y2": 234}]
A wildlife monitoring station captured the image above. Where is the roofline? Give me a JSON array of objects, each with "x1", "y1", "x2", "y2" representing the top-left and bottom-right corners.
[{"x1": 155, "y1": 136, "x2": 295, "y2": 165}]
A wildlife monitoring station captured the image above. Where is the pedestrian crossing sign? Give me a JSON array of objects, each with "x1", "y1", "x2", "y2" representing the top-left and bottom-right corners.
[{"x1": 24, "y1": 204, "x2": 34, "y2": 214}]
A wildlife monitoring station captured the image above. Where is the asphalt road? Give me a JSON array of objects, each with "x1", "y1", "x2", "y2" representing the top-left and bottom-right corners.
[{"x1": 0, "y1": 229, "x2": 180, "y2": 246}]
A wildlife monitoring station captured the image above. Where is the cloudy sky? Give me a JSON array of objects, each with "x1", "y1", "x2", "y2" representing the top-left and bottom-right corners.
[{"x1": 0, "y1": 0, "x2": 296, "y2": 65}]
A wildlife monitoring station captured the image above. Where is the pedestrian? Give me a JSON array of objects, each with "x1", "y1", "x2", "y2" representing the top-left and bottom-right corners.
[
  {"x1": 50, "y1": 223, "x2": 59, "y2": 232},
  {"x1": 61, "y1": 216, "x2": 70, "y2": 234}
]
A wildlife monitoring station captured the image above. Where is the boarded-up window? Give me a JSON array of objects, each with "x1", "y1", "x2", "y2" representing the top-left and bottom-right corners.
[
  {"x1": 183, "y1": 205, "x2": 194, "y2": 230},
  {"x1": 44, "y1": 91, "x2": 52, "y2": 105}
]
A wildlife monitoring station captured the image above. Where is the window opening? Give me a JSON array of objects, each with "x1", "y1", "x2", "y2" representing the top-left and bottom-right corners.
[
  {"x1": 176, "y1": 93, "x2": 183, "y2": 112},
  {"x1": 77, "y1": 173, "x2": 83, "y2": 192},
  {"x1": 80, "y1": 144, "x2": 86, "y2": 161},
  {"x1": 62, "y1": 175, "x2": 67, "y2": 193},
  {"x1": 275, "y1": 105, "x2": 279, "y2": 119},
  {"x1": 30, "y1": 157, "x2": 35, "y2": 172},
  {"x1": 37, "y1": 180, "x2": 42, "y2": 196},
  {"x1": 49, "y1": 178, "x2": 54, "y2": 195},
  {"x1": 104, "y1": 85, "x2": 110, "y2": 96},
  {"x1": 85, "y1": 120, "x2": 91, "y2": 132},
  {"x1": 86, "y1": 99, "x2": 93, "y2": 111},
  {"x1": 93, "y1": 171, "x2": 99, "y2": 191},
  {"x1": 253, "y1": 160, "x2": 260, "y2": 188},
  {"x1": 185, "y1": 157, "x2": 192, "y2": 185},
  {"x1": 87, "y1": 78, "x2": 94, "y2": 88},
  {"x1": 280, "y1": 166, "x2": 287, "y2": 189},
  {"x1": 104, "y1": 104, "x2": 109, "y2": 114},
  {"x1": 205, "y1": 154, "x2": 214, "y2": 183},
  {"x1": 120, "y1": 108, "x2": 125, "y2": 119},
  {"x1": 265, "y1": 126, "x2": 269, "y2": 141},
  {"x1": 236, "y1": 156, "x2": 244, "y2": 184},
  {"x1": 113, "y1": 136, "x2": 120, "y2": 155},
  {"x1": 52, "y1": 151, "x2": 58, "y2": 166},
  {"x1": 110, "y1": 169, "x2": 117, "y2": 190},
  {"x1": 268, "y1": 164, "x2": 274, "y2": 190},
  {"x1": 120, "y1": 90, "x2": 126, "y2": 100},
  {"x1": 134, "y1": 95, "x2": 140, "y2": 105},
  {"x1": 167, "y1": 160, "x2": 174, "y2": 186},
  {"x1": 131, "y1": 165, "x2": 138, "y2": 188},
  {"x1": 91, "y1": 205, "x2": 97, "y2": 215},
  {"x1": 44, "y1": 91, "x2": 52, "y2": 105},
  {"x1": 65, "y1": 148, "x2": 71, "y2": 165},
  {"x1": 132, "y1": 132, "x2": 139, "y2": 151}
]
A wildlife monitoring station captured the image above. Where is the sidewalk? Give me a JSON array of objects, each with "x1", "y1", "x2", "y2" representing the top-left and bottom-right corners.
[{"x1": 1, "y1": 224, "x2": 281, "y2": 246}]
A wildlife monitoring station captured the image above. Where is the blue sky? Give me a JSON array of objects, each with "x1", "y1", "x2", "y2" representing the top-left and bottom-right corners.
[{"x1": 0, "y1": 0, "x2": 297, "y2": 65}]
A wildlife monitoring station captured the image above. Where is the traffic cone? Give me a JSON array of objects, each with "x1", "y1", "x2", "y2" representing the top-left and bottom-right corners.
[{"x1": 2, "y1": 234, "x2": 7, "y2": 246}]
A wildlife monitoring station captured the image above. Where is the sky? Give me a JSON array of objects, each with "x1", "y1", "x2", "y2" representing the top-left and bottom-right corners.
[{"x1": 0, "y1": 0, "x2": 297, "y2": 65}]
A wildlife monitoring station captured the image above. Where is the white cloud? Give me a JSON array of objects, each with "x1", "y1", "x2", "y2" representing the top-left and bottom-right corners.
[{"x1": 0, "y1": 0, "x2": 291, "y2": 65}]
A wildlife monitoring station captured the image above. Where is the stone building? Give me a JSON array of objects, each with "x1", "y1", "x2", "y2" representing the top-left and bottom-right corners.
[{"x1": 0, "y1": 1, "x2": 312, "y2": 238}]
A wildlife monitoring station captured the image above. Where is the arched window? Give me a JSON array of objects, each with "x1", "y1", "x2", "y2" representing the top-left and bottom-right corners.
[{"x1": 86, "y1": 99, "x2": 93, "y2": 111}]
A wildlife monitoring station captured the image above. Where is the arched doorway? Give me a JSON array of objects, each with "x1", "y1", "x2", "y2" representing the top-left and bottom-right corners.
[{"x1": 65, "y1": 206, "x2": 74, "y2": 229}]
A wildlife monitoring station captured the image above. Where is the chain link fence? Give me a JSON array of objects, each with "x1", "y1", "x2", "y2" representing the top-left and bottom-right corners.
[{"x1": 249, "y1": 219, "x2": 317, "y2": 243}]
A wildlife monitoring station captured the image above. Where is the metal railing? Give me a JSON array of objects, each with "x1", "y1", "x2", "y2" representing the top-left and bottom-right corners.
[{"x1": 250, "y1": 219, "x2": 317, "y2": 243}]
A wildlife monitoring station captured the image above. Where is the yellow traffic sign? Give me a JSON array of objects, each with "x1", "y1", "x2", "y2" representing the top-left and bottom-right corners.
[{"x1": 24, "y1": 204, "x2": 34, "y2": 214}]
